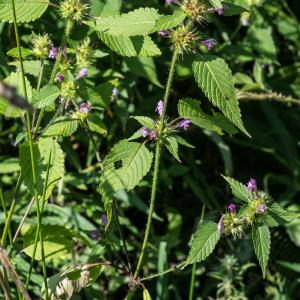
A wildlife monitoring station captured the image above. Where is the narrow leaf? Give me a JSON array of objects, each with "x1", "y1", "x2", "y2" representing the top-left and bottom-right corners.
[
  {"x1": 252, "y1": 223, "x2": 271, "y2": 277},
  {"x1": 186, "y1": 222, "x2": 220, "y2": 264}
]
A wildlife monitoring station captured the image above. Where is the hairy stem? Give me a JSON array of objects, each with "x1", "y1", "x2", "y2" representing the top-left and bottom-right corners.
[
  {"x1": 9, "y1": 0, "x2": 48, "y2": 296},
  {"x1": 126, "y1": 48, "x2": 180, "y2": 299}
]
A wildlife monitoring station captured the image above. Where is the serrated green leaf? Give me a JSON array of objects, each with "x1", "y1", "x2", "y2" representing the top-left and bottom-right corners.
[
  {"x1": 222, "y1": 175, "x2": 253, "y2": 202},
  {"x1": 97, "y1": 32, "x2": 161, "y2": 57},
  {"x1": 86, "y1": 114, "x2": 107, "y2": 136},
  {"x1": 79, "y1": 81, "x2": 114, "y2": 108},
  {"x1": 32, "y1": 85, "x2": 60, "y2": 109},
  {"x1": 100, "y1": 140, "x2": 153, "y2": 220},
  {"x1": 43, "y1": 117, "x2": 79, "y2": 137},
  {"x1": 252, "y1": 223, "x2": 270, "y2": 277},
  {"x1": 153, "y1": 9, "x2": 186, "y2": 32},
  {"x1": 131, "y1": 116, "x2": 156, "y2": 128},
  {"x1": 19, "y1": 138, "x2": 64, "y2": 199},
  {"x1": 23, "y1": 224, "x2": 74, "y2": 261},
  {"x1": 268, "y1": 202, "x2": 298, "y2": 225},
  {"x1": 0, "y1": 0, "x2": 49, "y2": 23},
  {"x1": 127, "y1": 129, "x2": 143, "y2": 141},
  {"x1": 0, "y1": 72, "x2": 32, "y2": 118},
  {"x1": 192, "y1": 56, "x2": 250, "y2": 136},
  {"x1": 173, "y1": 135, "x2": 194, "y2": 148},
  {"x1": 178, "y1": 98, "x2": 223, "y2": 134},
  {"x1": 165, "y1": 136, "x2": 181, "y2": 162},
  {"x1": 186, "y1": 222, "x2": 220, "y2": 264},
  {"x1": 7, "y1": 47, "x2": 33, "y2": 58},
  {"x1": 93, "y1": 7, "x2": 160, "y2": 36}
]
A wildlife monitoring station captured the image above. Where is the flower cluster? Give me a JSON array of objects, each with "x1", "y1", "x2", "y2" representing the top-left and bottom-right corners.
[
  {"x1": 60, "y1": 0, "x2": 88, "y2": 22},
  {"x1": 31, "y1": 33, "x2": 52, "y2": 58},
  {"x1": 180, "y1": 0, "x2": 207, "y2": 23},
  {"x1": 218, "y1": 179, "x2": 268, "y2": 239},
  {"x1": 76, "y1": 38, "x2": 93, "y2": 68}
]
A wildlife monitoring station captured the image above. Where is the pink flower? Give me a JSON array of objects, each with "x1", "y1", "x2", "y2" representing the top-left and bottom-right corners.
[
  {"x1": 158, "y1": 30, "x2": 169, "y2": 37},
  {"x1": 141, "y1": 127, "x2": 150, "y2": 138},
  {"x1": 76, "y1": 68, "x2": 88, "y2": 80},
  {"x1": 49, "y1": 47, "x2": 58, "y2": 59},
  {"x1": 57, "y1": 74, "x2": 64, "y2": 82},
  {"x1": 176, "y1": 119, "x2": 191, "y2": 130},
  {"x1": 79, "y1": 102, "x2": 91, "y2": 114},
  {"x1": 228, "y1": 203, "x2": 236, "y2": 213},
  {"x1": 247, "y1": 178, "x2": 257, "y2": 192},
  {"x1": 202, "y1": 39, "x2": 217, "y2": 51},
  {"x1": 155, "y1": 100, "x2": 164, "y2": 116},
  {"x1": 149, "y1": 129, "x2": 158, "y2": 140},
  {"x1": 217, "y1": 215, "x2": 225, "y2": 235},
  {"x1": 256, "y1": 204, "x2": 266, "y2": 214}
]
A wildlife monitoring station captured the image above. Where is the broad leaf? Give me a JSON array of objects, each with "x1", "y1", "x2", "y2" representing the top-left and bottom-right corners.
[
  {"x1": 193, "y1": 55, "x2": 249, "y2": 136},
  {"x1": 268, "y1": 202, "x2": 298, "y2": 226},
  {"x1": 178, "y1": 98, "x2": 223, "y2": 134},
  {"x1": 100, "y1": 140, "x2": 153, "y2": 220},
  {"x1": 153, "y1": 9, "x2": 186, "y2": 31},
  {"x1": 7, "y1": 47, "x2": 33, "y2": 58},
  {"x1": 252, "y1": 223, "x2": 270, "y2": 277},
  {"x1": 186, "y1": 222, "x2": 220, "y2": 264},
  {"x1": 23, "y1": 225, "x2": 74, "y2": 261},
  {"x1": 0, "y1": 158, "x2": 20, "y2": 174},
  {"x1": 0, "y1": 0, "x2": 49, "y2": 23},
  {"x1": 165, "y1": 136, "x2": 181, "y2": 162},
  {"x1": 97, "y1": 32, "x2": 161, "y2": 57},
  {"x1": 87, "y1": 114, "x2": 107, "y2": 136},
  {"x1": 43, "y1": 117, "x2": 79, "y2": 137},
  {"x1": 32, "y1": 85, "x2": 60, "y2": 109},
  {"x1": 222, "y1": 176, "x2": 254, "y2": 202},
  {"x1": 0, "y1": 72, "x2": 32, "y2": 118},
  {"x1": 93, "y1": 7, "x2": 160, "y2": 36},
  {"x1": 131, "y1": 116, "x2": 156, "y2": 128},
  {"x1": 19, "y1": 137, "x2": 64, "y2": 199}
]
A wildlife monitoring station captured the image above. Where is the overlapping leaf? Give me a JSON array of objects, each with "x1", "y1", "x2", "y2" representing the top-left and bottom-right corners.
[
  {"x1": 0, "y1": 0, "x2": 49, "y2": 23},
  {"x1": 186, "y1": 222, "x2": 220, "y2": 264},
  {"x1": 43, "y1": 117, "x2": 79, "y2": 137},
  {"x1": 100, "y1": 140, "x2": 153, "y2": 215},
  {"x1": 19, "y1": 137, "x2": 64, "y2": 199},
  {"x1": 193, "y1": 55, "x2": 249, "y2": 136},
  {"x1": 252, "y1": 223, "x2": 270, "y2": 277}
]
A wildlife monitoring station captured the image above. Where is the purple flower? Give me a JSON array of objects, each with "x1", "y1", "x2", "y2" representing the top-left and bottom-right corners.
[
  {"x1": 79, "y1": 102, "x2": 91, "y2": 114},
  {"x1": 202, "y1": 39, "x2": 217, "y2": 51},
  {"x1": 228, "y1": 203, "x2": 236, "y2": 213},
  {"x1": 256, "y1": 203, "x2": 266, "y2": 214},
  {"x1": 101, "y1": 214, "x2": 108, "y2": 226},
  {"x1": 176, "y1": 119, "x2": 191, "y2": 130},
  {"x1": 49, "y1": 47, "x2": 58, "y2": 59},
  {"x1": 57, "y1": 74, "x2": 64, "y2": 82},
  {"x1": 149, "y1": 129, "x2": 158, "y2": 140},
  {"x1": 247, "y1": 178, "x2": 257, "y2": 192},
  {"x1": 155, "y1": 100, "x2": 164, "y2": 116},
  {"x1": 158, "y1": 30, "x2": 169, "y2": 37},
  {"x1": 166, "y1": 0, "x2": 175, "y2": 4},
  {"x1": 89, "y1": 230, "x2": 100, "y2": 240},
  {"x1": 141, "y1": 127, "x2": 150, "y2": 138},
  {"x1": 112, "y1": 87, "x2": 119, "y2": 98},
  {"x1": 217, "y1": 215, "x2": 225, "y2": 235},
  {"x1": 76, "y1": 68, "x2": 88, "y2": 80},
  {"x1": 208, "y1": 5, "x2": 227, "y2": 15}
]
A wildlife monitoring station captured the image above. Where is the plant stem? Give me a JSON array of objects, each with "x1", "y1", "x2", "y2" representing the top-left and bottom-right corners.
[
  {"x1": 0, "y1": 186, "x2": 13, "y2": 247},
  {"x1": 188, "y1": 205, "x2": 205, "y2": 300},
  {"x1": 1, "y1": 174, "x2": 22, "y2": 247},
  {"x1": 9, "y1": 0, "x2": 48, "y2": 296},
  {"x1": 126, "y1": 48, "x2": 180, "y2": 299}
]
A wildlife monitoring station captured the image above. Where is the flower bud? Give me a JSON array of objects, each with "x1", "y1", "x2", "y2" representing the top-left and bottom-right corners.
[
  {"x1": 49, "y1": 47, "x2": 58, "y2": 59},
  {"x1": 202, "y1": 39, "x2": 217, "y2": 51},
  {"x1": 79, "y1": 102, "x2": 91, "y2": 114},
  {"x1": 57, "y1": 74, "x2": 64, "y2": 82},
  {"x1": 101, "y1": 214, "x2": 108, "y2": 226},
  {"x1": 176, "y1": 119, "x2": 191, "y2": 130},
  {"x1": 158, "y1": 30, "x2": 170, "y2": 37},
  {"x1": 149, "y1": 129, "x2": 158, "y2": 140},
  {"x1": 155, "y1": 100, "x2": 164, "y2": 116},
  {"x1": 217, "y1": 215, "x2": 225, "y2": 235},
  {"x1": 228, "y1": 203, "x2": 236, "y2": 213},
  {"x1": 141, "y1": 127, "x2": 150, "y2": 138},
  {"x1": 76, "y1": 68, "x2": 88, "y2": 80},
  {"x1": 89, "y1": 230, "x2": 100, "y2": 240},
  {"x1": 247, "y1": 178, "x2": 257, "y2": 192},
  {"x1": 256, "y1": 203, "x2": 266, "y2": 214}
]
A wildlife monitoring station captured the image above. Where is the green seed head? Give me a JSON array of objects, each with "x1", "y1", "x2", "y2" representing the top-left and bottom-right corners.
[
  {"x1": 60, "y1": 0, "x2": 88, "y2": 22},
  {"x1": 31, "y1": 33, "x2": 52, "y2": 58}
]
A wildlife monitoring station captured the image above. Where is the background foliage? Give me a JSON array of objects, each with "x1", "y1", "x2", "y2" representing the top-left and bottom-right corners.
[{"x1": 0, "y1": 0, "x2": 300, "y2": 299}]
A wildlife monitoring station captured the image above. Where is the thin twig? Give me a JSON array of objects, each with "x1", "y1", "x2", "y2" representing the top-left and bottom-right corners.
[
  {"x1": 0, "y1": 246, "x2": 31, "y2": 300},
  {"x1": 0, "y1": 270, "x2": 12, "y2": 300},
  {"x1": 13, "y1": 197, "x2": 35, "y2": 243},
  {"x1": 237, "y1": 91, "x2": 300, "y2": 106}
]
